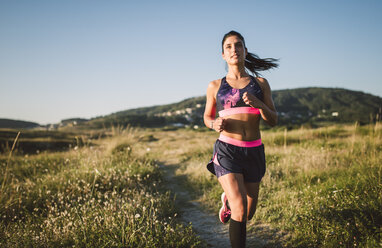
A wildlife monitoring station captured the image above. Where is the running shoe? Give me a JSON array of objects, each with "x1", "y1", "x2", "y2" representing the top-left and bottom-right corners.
[{"x1": 219, "y1": 192, "x2": 231, "y2": 224}]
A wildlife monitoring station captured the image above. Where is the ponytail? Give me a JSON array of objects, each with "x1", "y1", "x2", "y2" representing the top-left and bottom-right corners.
[{"x1": 245, "y1": 52, "x2": 279, "y2": 77}]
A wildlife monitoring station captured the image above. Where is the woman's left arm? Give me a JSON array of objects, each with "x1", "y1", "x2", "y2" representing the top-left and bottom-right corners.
[{"x1": 242, "y1": 77, "x2": 278, "y2": 126}]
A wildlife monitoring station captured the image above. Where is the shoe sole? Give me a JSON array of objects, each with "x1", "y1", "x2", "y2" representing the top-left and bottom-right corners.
[
  {"x1": 219, "y1": 192, "x2": 230, "y2": 224},
  {"x1": 221, "y1": 192, "x2": 226, "y2": 205}
]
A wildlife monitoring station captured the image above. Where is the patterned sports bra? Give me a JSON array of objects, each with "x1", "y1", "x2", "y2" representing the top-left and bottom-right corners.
[{"x1": 216, "y1": 76, "x2": 263, "y2": 117}]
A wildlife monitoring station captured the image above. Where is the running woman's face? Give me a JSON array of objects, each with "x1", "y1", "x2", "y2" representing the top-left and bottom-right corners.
[{"x1": 222, "y1": 35, "x2": 247, "y2": 65}]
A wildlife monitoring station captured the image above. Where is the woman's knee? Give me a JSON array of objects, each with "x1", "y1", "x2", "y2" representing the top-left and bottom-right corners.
[
  {"x1": 247, "y1": 207, "x2": 256, "y2": 221},
  {"x1": 231, "y1": 197, "x2": 248, "y2": 221},
  {"x1": 246, "y1": 197, "x2": 258, "y2": 221}
]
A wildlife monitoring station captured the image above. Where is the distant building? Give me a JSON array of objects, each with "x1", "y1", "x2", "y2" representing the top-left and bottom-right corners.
[
  {"x1": 60, "y1": 118, "x2": 88, "y2": 126},
  {"x1": 185, "y1": 108, "x2": 193, "y2": 114}
]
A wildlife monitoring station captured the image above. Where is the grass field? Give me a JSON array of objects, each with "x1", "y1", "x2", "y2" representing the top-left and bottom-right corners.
[
  {"x1": 0, "y1": 127, "x2": 203, "y2": 247},
  {"x1": 0, "y1": 123, "x2": 381, "y2": 247},
  {"x1": 0, "y1": 128, "x2": 108, "y2": 154},
  {"x1": 173, "y1": 123, "x2": 381, "y2": 247}
]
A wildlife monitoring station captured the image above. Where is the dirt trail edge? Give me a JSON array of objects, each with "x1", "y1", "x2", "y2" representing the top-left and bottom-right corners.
[
  {"x1": 144, "y1": 130, "x2": 285, "y2": 247},
  {"x1": 159, "y1": 161, "x2": 270, "y2": 248}
]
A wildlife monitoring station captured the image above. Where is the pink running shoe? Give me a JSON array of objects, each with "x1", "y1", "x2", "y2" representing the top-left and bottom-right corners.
[{"x1": 219, "y1": 192, "x2": 231, "y2": 224}]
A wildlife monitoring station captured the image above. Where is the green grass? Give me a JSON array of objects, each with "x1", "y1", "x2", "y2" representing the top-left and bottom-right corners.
[
  {"x1": 173, "y1": 123, "x2": 382, "y2": 247},
  {"x1": 1, "y1": 123, "x2": 380, "y2": 247},
  {"x1": 0, "y1": 130, "x2": 203, "y2": 247},
  {"x1": 0, "y1": 128, "x2": 107, "y2": 155}
]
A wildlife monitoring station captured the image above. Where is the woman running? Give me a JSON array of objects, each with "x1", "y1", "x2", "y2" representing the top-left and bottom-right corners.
[{"x1": 204, "y1": 30, "x2": 278, "y2": 248}]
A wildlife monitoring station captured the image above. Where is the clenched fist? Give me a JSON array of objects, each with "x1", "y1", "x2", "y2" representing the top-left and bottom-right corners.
[
  {"x1": 243, "y1": 92, "x2": 264, "y2": 109},
  {"x1": 212, "y1": 117, "x2": 226, "y2": 132}
]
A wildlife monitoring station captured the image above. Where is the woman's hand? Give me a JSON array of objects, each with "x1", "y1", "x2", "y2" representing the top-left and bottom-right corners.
[
  {"x1": 212, "y1": 117, "x2": 226, "y2": 132},
  {"x1": 243, "y1": 78, "x2": 278, "y2": 126},
  {"x1": 242, "y1": 92, "x2": 265, "y2": 109}
]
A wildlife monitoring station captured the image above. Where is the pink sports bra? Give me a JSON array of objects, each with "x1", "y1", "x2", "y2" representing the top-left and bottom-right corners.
[{"x1": 216, "y1": 76, "x2": 263, "y2": 117}]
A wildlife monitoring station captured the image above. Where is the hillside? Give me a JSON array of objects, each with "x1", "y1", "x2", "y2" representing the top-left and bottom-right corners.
[
  {"x1": 85, "y1": 87, "x2": 381, "y2": 128},
  {"x1": 0, "y1": 119, "x2": 40, "y2": 129},
  {"x1": 2, "y1": 87, "x2": 381, "y2": 130},
  {"x1": 272, "y1": 87, "x2": 382, "y2": 124}
]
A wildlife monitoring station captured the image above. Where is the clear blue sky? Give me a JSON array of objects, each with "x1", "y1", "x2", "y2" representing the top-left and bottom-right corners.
[{"x1": 1, "y1": 0, "x2": 381, "y2": 124}]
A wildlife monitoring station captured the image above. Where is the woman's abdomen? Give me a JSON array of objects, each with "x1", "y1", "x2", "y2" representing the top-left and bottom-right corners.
[{"x1": 221, "y1": 114, "x2": 261, "y2": 141}]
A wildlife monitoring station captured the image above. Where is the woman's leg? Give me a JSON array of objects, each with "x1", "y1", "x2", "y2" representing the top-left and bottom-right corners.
[
  {"x1": 244, "y1": 182, "x2": 260, "y2": 220},
  {"x1": 218, "y1": 173, "x2": 247, "y2": 248},
  {"x1": 218, "y1": 173, "x2": 247, "y2": 221}
]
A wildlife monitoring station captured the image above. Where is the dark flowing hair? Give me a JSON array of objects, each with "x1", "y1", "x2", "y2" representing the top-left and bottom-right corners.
[{"x1": 222, "y1": 30, "x2": 279, "y2": 77}]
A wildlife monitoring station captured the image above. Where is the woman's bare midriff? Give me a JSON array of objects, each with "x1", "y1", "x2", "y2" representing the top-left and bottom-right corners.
[{"x1": 221, "y1": 113, "x2": 261, "y2": 141}]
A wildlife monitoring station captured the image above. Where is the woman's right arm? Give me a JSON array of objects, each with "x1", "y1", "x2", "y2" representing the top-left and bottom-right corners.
[{"x1": 203, "y1": 80, "x2": 225, "y2": 132}]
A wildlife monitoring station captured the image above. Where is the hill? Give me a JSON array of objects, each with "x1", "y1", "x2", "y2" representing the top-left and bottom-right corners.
[
  {"x1": 84, "y1": 87, "x2": 382, "y2": 128},
  {"x1": 0, "y1": 118, "x2": 40, "y2": 129},
  {"x1": 272, "y1": 87, "x2": 382, "y2": 124},
  {"x1": 2, "y1": 88, "x2": 381, "y2": 130}
]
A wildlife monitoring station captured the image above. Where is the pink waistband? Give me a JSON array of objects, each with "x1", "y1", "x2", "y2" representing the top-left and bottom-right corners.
[
  {"x1": 218, "y1": 107, "x2": 260, "y2": 117},
  {"x1": 218, "y1": 134, "x2": 262, "y2": 147}
]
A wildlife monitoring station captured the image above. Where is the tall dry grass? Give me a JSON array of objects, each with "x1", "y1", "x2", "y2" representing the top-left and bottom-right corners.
[
  {"x1": 165, "y1": 123, "x2": 381, "y2": 247},
  {"x1": 0, "y1": 127, "x2": 203, "y2": 247}
]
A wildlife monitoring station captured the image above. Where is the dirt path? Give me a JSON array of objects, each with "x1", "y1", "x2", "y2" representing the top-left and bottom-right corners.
[
  {"x1": 143, "y1": 130, "x2": 283, "y2": 247},
  {"x1": 159, "y1": 159, "x2": 272, "y2": 248},
  {"x1": 159, "y1": 160, "x2": 230, "y2": 247}
]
